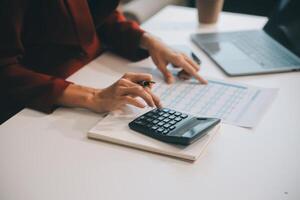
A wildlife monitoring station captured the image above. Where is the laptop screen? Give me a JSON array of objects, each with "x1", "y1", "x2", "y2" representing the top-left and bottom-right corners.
[{"x1": 264, "y1": 0, "x2": 300, "y2": 57}]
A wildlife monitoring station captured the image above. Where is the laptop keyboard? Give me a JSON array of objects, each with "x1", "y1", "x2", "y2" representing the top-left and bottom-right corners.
[{"x1": 232, "y1": 32, "x2": 300, "y2": 68}]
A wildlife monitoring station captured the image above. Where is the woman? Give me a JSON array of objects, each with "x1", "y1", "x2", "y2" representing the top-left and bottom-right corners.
[{"x1": 0, "y1": 0, "x2": 206, "y2": 122}]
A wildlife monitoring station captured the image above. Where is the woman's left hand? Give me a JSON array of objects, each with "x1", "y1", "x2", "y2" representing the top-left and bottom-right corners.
[{"x1": 140, "y1": 33, "x2": 208, "y2": 84}]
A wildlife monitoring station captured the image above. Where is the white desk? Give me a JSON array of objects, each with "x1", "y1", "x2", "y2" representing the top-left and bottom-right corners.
[{"x1": 1, "y1": 6, "x2": 299, "y2": 200}]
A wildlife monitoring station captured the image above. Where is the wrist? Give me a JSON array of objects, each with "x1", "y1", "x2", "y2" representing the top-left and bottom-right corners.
[
  {"x1": 56, "y1": 84, "x2": 98, "y2": 110},
  {"x1": 140, "y1": 32, "x2": 159, "y2": 50}
]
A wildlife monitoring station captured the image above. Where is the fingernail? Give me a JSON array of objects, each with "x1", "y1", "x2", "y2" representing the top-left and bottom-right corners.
[
  {"x1": 168, "y1": 78, "x2": 175, "y2": 84},
  {"x1": 138, "y1": 102, "x2": 147, "y2": 108}
]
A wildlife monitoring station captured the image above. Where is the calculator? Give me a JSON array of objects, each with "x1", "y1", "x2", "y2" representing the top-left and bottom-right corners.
[{"x1": 129, "y1": 108, "x2": 220, "y2": 145}]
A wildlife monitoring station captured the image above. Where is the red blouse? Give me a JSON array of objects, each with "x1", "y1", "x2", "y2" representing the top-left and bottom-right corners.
[{"x1": 0, "y1": 0, "x2": 148, "y2": 121}]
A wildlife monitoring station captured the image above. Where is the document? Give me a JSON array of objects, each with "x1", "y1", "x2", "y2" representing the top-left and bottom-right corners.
[{"x1": 152, "y1": 78, "x2": 277, "y2": 128}]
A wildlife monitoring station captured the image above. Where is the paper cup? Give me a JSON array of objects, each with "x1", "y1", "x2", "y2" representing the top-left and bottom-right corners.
[{"x1": 197, "y1": 0, "x2": 224, "y2": 24}]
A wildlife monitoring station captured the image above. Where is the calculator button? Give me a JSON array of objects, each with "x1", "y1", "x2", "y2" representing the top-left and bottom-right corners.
[
  {"x1": 163, "y1": 118, "x2": 170, "y2": 123},
  {"x1": 162, "y1": 108, "x2": 170, "y2": 112},
  {"x1": 151, "y1": 126, "x2": 158, "y2": 130},
  {"x1": 163, "y1": 123, "x2": 171, "y2": 128},
  {"x1": 174, "y1": 112, "x2": 181, "y2": 116},
  {"x1": 138, "y1": 116, "x2": 145, "y2": 120},
  {"x1": 147, "y1": 113, "x2": 154, "y2": 117},
  {"x1": 162, "y1": 130, "x2": 169, "y2": 135},
  {"x1": 180, "y1": 114, "x2": 188, "y2": 118},
  {"x1": 157, "y1": 122, "x2": 164, "y2": 126},
  {"x1": 169, "y1": 115, "x2": 176, "y2": 119},
  {"x1": 152, "y1": 109, "x2": 159, "y2": 113},
  {"x1": 163, "y1": 113, "x2": 170, "y2": 118},
  {"x1": 146, "y1": 124, "x2": 152, "y2": 128},
  {"x1": 152, "y1": 120, "x2": 159, "y2": 124},
  {"x1": 158, "y1": 112, "x2": 164, "y2": 116},
  {"x1": 134, "y1": 120, "x2": 144, "y2": 125},
  {"x1": 169, "y1": 110, "x2": 175, "y2": 114},
  {"x1": 153, "y1": 114, "x2": 160, "y2": 118},
  {"x1": 158, "y1": 116, "x2": 164, "y2": 120},
  {"x1": 146, "y1": 118, "x2": 153, "y2": 122},
  {"x1": 157, "y1": 128, "x2": 164, "y2": 133},
  {"x1": 175, "y1": 117, "x2": 182, "y2": 122},
  {"x1": 169, "y1": 120, "x2": 176, "y2": 125},
  {"x1": 169, "y1": 126, "x2": 176, "y2": 130}
]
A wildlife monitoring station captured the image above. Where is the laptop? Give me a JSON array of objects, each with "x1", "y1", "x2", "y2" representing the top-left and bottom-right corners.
[{"x1": 191, "y1": 0, "x2": 300, "y2": 76}]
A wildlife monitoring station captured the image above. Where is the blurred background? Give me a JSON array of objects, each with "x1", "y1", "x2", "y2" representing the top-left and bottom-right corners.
[{"x1": 119, "y1": 0, "x2": 278, "y2": 24}]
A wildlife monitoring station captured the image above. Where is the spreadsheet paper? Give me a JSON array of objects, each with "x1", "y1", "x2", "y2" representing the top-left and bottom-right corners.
[{"x1": 152, "y1": 79, "x2": 277, "y2": 128}]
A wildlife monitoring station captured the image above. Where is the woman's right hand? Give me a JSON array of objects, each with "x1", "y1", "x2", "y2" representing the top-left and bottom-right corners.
[
  {"x1": 56, "y1": 73, "x2": 161, "y2": 113},
  {"x1": 87, "y1": 72, "x2": 161, "y2": 112}
]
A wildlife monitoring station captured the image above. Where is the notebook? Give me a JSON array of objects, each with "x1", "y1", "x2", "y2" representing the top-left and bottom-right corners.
[{"x1": 88, "y1": 106, "x2": 221, "y2": 161}]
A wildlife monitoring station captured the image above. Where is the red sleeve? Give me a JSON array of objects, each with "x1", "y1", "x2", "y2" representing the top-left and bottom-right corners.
[
  {"x1": 97, "y1": 10, "x2": 149, "y2": 61},
  {"x1": 0, "y1": 0, "x2": 71, "y2": 113},
  {"x1": 0, "y1": 64, "x2": 71, "y2": 113}
]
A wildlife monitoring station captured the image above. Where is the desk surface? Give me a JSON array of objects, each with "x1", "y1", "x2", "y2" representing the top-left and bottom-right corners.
[{"x1": 1, "y1": 6, "x2": 299, "y2": 200}]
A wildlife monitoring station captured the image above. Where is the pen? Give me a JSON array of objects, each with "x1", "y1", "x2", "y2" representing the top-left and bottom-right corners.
[
  {"x1": 191, "y1": 52, "x2": 202, "y2": 65},
  {"x1": 137, "y1": 80, "x2": 156, "y2": 87}
]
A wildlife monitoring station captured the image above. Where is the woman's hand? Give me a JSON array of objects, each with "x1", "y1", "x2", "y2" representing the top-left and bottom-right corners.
[
  {"x1": 140, "y1": 33, "x2": 207, "y2": 84},
  {"x1": 56, "y1": 73, "x2": 161, "y2": 113},
  {"x1": 87, "y1": 72, "x2": 161, "y2": 112}
]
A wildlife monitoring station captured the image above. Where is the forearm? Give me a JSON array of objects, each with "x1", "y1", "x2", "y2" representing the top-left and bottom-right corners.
[
  {"x1": 140, "y1": 32, "x2": 161, "y2": 50},
  {"x1": 55, "y1": 84, "x2": 98, "y2": 110}
]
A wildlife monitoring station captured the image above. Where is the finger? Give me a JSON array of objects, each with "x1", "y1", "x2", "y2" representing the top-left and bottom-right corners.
[
  {"x1": 156, "y1": 62, "x2": 175, "y2": 84},
  {"x1": 178, "y1": 74, "x2": 191, "y2": 80},
  {"x1": 178, "y1": 69, "x2": 191, "y2": 77},
  {"x1": 174, "y1": 58, "x2": 207, "y2": 84},
  {"x1": 122, "y1": 72, "x2": 153, "y2": 83},
  {"x1": 121, "y1": 96, "x2": 146, "y2": 108},
  {"x1": 118, "y1": 77, "x2": 156, "y2": 92},
  {"x1": 194, "y1": 72, "x2": 208, "y2": 84},
  {"x1": 117, "y1": 78, "x2": 133, "y2": 87},
  {"x1": 178, "y1": 70, "x2": 191, "y2": 80},
  {"x1": 171, "y1": 64, "x2": 181, "y2": 68},
  {"x1": 118, "y1": 78, "x2": 137, "y2": 87},
  {"x1": 145, "y1": 87, "x2": 162, "y2": 108},
  {"x1": 121, "y1": 86, "x2": 155, "y2": 107},
  {"x1": 183, "y1": 54, "x2": 200, "y2": 71}
]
